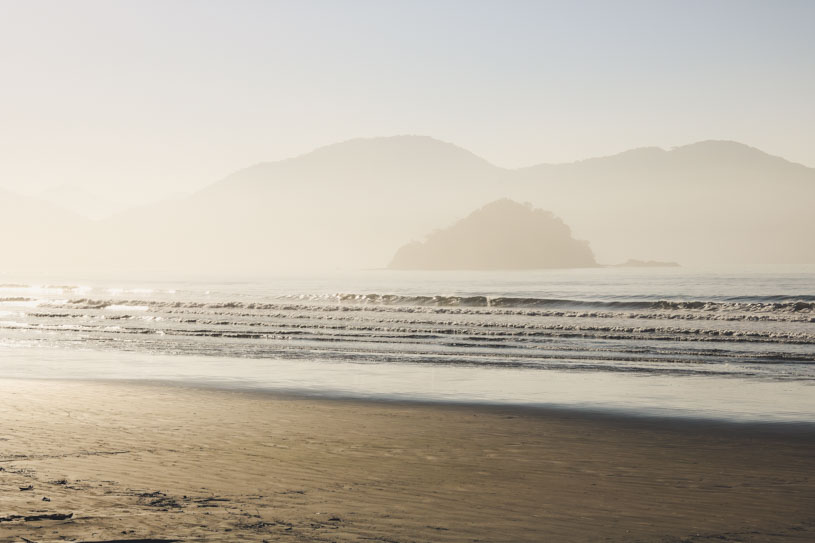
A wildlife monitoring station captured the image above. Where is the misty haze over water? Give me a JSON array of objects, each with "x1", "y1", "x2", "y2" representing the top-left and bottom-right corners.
[
  {"x1": 2, "y1": 137, "x2": 814, "y2": 274},
  {"x1": 3, "y1": 138, "x2": 813, "y2": 421}
]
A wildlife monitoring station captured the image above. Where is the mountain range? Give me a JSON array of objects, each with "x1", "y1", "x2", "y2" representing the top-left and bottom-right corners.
[{"x1": 1, "y1": 136, "x2": 813, "y2": 273}]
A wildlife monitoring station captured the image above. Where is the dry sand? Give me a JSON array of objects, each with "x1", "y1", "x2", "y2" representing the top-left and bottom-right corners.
[{"x1": 1, "y1": 379, "x2": 814, "y2": 542}]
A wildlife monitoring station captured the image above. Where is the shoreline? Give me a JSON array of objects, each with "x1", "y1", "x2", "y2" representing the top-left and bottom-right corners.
[
  {"x1": 7, "y1": 374, "x2": 815, "y2": 432},
  {"x1": 53, "y1": 375, "x2": 815, "y2": 433},
  {"x1": 3, "y1": 345, "x2": 814, "y2": 425},
  {"x1": 1, "y1": 378, "x2": 814, "y2": 541}
]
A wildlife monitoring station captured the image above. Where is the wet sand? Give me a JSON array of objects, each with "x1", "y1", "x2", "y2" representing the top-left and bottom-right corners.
[{"x1": 1, "y1": 379, "x2": 814, "y2": 542}]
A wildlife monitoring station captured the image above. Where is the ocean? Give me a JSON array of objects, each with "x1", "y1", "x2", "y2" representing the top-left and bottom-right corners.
[{"x1": 1, "y1": 266, "x2": 813, "y2": 422}]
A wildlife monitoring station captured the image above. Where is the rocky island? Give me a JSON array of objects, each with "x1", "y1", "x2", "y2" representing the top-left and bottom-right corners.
[{"x1": 389, "y1": 199, "x2": 597, "y2": 270}]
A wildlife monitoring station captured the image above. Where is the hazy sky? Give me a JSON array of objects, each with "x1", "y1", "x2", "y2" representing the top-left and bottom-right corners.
[{"x1": 1, "y1": 0, "x2": 813, "y2": 201}]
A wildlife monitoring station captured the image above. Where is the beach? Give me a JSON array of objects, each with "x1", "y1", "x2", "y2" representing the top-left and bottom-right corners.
[
  {"x1": 4, "y1": 1, "x2": 815, "y2": 540},
  {"x1": 1, "y1": 379, "x2": 814, "y2": 542}
]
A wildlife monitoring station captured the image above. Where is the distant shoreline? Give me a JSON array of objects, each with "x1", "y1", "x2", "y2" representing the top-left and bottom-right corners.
[{"x1": 611, "y1": 258, "x2": 681, "y2": 268}]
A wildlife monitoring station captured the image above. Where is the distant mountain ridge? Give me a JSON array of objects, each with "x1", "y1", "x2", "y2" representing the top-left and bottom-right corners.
[
  {"x1": 2, "y1": 136, "x2": 813, "y2": 273},
  {"x1": 207, "y1": 135, "x2": 503, "y2": 193},
  {"x1": 524, "y1": 140, "x2": 811, "y2": 170}
]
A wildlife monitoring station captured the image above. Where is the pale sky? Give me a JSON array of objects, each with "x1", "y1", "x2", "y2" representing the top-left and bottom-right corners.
[{"x1": 1, "y1": 0, "x2": 813, "y2": 201}]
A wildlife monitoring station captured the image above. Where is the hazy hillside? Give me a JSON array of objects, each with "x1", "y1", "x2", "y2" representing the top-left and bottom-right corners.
[
  {"x1": 93, "y1": 136, "x2": 511, "y2": 272},
  {"x1": 509, "y1": 140, "x2": 815, "y2": 265},
  {"x1": 209, "y1": 135, "x2": 504, "y2": 193},
  {"x1": 2, "y1": 136, "x2": 813, "y2": 273},
  {"x1": 0, "y1": 189, "x2": 92, "y2": 272},
  {"x1": 38, "y1": 184, "x2": 125, "y2": 220},
  {"x1": 389, "y1": 199, "x2": 596, "y2": 270}
]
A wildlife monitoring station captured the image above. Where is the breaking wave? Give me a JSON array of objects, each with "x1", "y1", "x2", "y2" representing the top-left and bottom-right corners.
[
  {"x1": 2, "y1": 281, "x2": 814, "y2": 381},
  {"x1": 52, "y1": 294, "x2": 815, "y2": 311}
]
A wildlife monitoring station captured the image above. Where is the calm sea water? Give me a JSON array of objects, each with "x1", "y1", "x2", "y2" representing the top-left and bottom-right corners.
[{"x1": 1, "y1": 267, "x2": 813, "y2": 422}]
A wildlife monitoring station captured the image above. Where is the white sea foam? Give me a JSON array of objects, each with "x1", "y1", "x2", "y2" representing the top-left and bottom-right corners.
[{"x1": 106, "y1": 304, "x2": 149, "y2": 312}]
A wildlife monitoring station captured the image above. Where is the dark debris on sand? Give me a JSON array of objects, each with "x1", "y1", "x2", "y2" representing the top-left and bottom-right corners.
[
  {"x1": 79, "y1": 540, "x2": 182, "y2": 543},
  {"x1": 0, "y1": 512, "x2": 73, "y2": 522}
]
